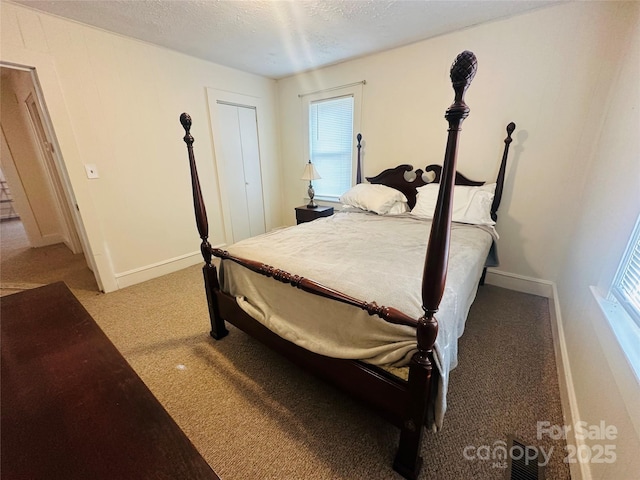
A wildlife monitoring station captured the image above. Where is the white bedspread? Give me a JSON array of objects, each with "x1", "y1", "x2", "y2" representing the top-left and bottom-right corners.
[{"x1": 218, "y1": 210, "x2": 494, "y2": 429}]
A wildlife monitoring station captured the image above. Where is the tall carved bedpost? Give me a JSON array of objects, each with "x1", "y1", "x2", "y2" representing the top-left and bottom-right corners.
[
  {"x1": 180, "y1": 113, "x2": 229, "y2": 340},
  {"x1": 491, "y1": 121, "x2": 516, "y2": 221},
  {"x1": 355, "y1": 133, "x2": 363, "y2": 184},
  {"x1": 394, "y1": 51, "x2": 477, "y2": 479}
]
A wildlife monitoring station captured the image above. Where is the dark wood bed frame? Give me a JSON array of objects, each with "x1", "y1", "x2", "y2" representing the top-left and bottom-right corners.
[{"x1": 180, "y1": 51, "x2": 515, "y2": 479}]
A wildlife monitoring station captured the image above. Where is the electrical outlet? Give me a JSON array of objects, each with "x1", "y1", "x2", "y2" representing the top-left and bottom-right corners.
[{"x1": 85, "y1": 164, "x2": 99, "y2": 179}]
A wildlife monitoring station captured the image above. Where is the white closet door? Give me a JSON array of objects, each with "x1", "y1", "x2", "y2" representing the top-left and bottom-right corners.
[
  {"x1": 215, "y1": 102, "x2": 265, "y2": 243},
  {"x1": 237, "y1": 106, "x2": 265, "y2": 238}
]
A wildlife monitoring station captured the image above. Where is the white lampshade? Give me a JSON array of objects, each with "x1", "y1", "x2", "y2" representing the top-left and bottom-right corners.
[{"x1": 301, "y1": 161, "x2": 321, "y2": 181}]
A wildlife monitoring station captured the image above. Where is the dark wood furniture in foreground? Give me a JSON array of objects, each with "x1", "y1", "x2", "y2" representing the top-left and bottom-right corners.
[
  {"x1": 295, "y1": 204, "x2": 334, "y2": 224},
  {"x1": 181, "y1": 51, "x2": 515, "y2": 480},
  {"x1": 0, "y1": 282, "x2": 219, "y2": 480}
]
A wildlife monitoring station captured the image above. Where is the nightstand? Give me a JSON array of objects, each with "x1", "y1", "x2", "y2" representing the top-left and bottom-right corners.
[{"x1": 295, "y1": 205, "x2": 334, "y2": 224}]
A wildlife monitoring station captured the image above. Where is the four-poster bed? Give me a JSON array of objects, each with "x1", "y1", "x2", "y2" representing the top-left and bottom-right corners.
[{"x1": 180, "y1": 51, "x2": 515, "y2": 479}]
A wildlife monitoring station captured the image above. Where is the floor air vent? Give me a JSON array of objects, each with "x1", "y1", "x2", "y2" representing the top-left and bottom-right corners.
[{"x1": 504, "y1": 435, "x2": 546, "y2": 480}]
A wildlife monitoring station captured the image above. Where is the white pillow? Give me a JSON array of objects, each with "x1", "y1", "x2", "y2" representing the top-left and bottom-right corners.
[
  {"x1": 411, "y1": 183, "x2": 496, "y2": 225},
  {"x1": 339, "y1": 184, "x2": 408, "y2": 215}
]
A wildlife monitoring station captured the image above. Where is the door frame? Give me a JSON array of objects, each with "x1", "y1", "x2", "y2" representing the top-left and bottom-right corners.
[
  {"x1": 206, "y1": 88, "x2": 267, "y2": 245},
  {"x1": 0, "y1": 61, "x2": 103, "y2": 290},
  {"x1": 24, "y1": 90, "x2": 83, "y2": 253}
]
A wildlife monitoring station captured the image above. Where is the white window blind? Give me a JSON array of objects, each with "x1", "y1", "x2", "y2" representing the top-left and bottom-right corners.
[
  {"x1": 309, "y1": 95, "x2": 354, "y2": 199},
  {"x1": 612, "y1": 216, "x2": 640, "y2": 327}
]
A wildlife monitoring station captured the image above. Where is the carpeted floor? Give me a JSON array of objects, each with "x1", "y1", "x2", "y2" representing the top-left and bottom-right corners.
[
  {"x1": 0, "y1": 218, "x2": 96, "y2": 296},
  {"x1": 0, "y1": 218, "x2": 570, "y2": 479}
]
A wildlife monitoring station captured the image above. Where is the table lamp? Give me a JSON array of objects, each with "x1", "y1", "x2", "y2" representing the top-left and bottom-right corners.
[{"x1": 300, "y1": 160, "x2": 321, "y2": 208}]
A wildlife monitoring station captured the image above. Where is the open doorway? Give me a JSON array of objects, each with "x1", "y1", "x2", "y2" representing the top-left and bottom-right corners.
[{"x1": 0, "y1": 65, "x2": 100, "y2": 295}]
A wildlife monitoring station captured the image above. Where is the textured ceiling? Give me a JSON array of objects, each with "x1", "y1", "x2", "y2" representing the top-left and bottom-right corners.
[{"x1": 13, "y1": 0, "x2": 558, "y2": 79}]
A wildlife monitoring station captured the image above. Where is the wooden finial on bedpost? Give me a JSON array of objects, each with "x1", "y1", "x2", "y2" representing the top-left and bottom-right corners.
[
  {"x1": 356, "y1": 133, "x2": 363, "y2": 184},
  {"x1": 490, "y1": 122, "x2": 516, "y2": 221},
  {"x1": 449, "y1": 50, "x2": 477, "y2": 104},
  {"x1": 181, "y1": 112, "x2": 212, "y2": 267},
  {"x1": 394, "y1": 51, "x2": 477, "y2": 479}
]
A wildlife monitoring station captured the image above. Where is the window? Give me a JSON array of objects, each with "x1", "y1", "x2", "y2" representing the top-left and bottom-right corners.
[
  {"x1": 302, "y1": 83, "x2": 362, "y2": 202},
  {"x1": 611, "y1": 215, "x2": 640, "y2": 327},
  {"x1": 591, "y1": 214, "x2": 640, "y2": 384},
  {"x1": 309, "y1": 96, "x2": 354, "y2": 199}
]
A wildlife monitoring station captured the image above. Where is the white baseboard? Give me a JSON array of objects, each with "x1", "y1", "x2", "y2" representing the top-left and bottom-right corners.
[
  {"x1": 548, "y1": 284, "x2": 590, "y2": 480},
  {"x1": 486, "y1": 270, "x2": 588, "y2": 479},
  {"x1": 485, "y1": 269, "x2": 554, "y2": 298},
  {"x1": 31, "y1": 232, "x2": 65, "y2": 248},
  {"x1": 114, "y1": 251, "x2": 203, "y2": 289}
]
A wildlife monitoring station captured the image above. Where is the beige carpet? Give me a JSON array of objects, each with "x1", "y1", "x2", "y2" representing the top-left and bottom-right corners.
[
  {"x1": 0, "y1": 218, "x2": 96, "y2": 296},
  {"x1": 1, "y1": 218, "x2": 570, "y2": 479}
]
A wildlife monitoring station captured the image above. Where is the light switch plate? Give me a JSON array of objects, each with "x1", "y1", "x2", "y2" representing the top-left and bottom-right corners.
[{"x1": 85, "y1": 164, "x2": 99, "y2": 179}]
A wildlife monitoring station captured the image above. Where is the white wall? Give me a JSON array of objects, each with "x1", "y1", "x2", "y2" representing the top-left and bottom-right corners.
[
  {"x1": 277, "y1": 2, "x2": 631, "y2": 284},
  {"x1": 556, "y1": 5, "x2": 640, "y2": 479},
  {"x1": 1, "y1": 1, "x2": 282, "y2": 291},
  {"x1": 277, "y1": 2, "x2": 639, "y2": 478}
]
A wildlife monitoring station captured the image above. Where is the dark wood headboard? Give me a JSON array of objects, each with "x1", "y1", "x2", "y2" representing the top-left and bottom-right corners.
[{"x1": 364, "y1": 122, "x2": 516, "y2": 218}]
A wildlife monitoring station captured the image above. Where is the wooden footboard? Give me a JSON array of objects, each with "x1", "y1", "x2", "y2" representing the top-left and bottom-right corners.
[
  {"x1": 181, "y1": 50, "x2": 479, "y2": 480},
  {"x1": 216, "y1": 289, "x2": 413, "y2": 425}
]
